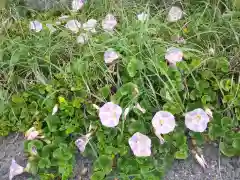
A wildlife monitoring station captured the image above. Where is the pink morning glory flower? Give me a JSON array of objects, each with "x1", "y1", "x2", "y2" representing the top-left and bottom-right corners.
[
  {"x1": 83, "y1": 19, "x2": 97, "y2": 33},
  {"x1": 99, "y1": 102, "x2": 122, "y2": 127},
  {"x1": 72, "y1": 0, "x2": 84, "y2": 12},
  {"x1": 65, "y1": 20, "x2": 81, "y2": 33},
  {"x1": 152, "y1": 111, "x2": 176, "y2": 135},
  {"x1": 128, "y1": 132, "x2": 151, "y2": 157},
  {"x1": 167, "y1": 6, "x2": 183, "y2": 22},
  {"x1": 9, "y1": 159, "x2": 24, "y2": 180},
  {"x1": 185, "y1": 108, "x2": 210, "y2": 132},
  {"x1": 75, "y1": 133, "x2": 92, "y2": 153},
  {"x1": 165, "y1": 47, "x2": 183, "y2": 66},
  {"x1": 104, "y1": 49, "x2": 119, "y2": 64},
  {"x1": 25, "y1": 127, "x2": 40, "y2": 140},
  {"x1": 102, "y1": 14, "x2": 117, "y2": 32},
  {"x1": 29, "y1": 20, "x2": 42, "y2": 32}
]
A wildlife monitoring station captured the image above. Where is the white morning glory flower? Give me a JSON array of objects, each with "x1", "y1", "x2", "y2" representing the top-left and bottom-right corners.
[
  {"x1": 137, "y1": 12, "x2": 149, "y2": 22},
  {"x1": 72, "y1": 0, "x2": 84, "y2": 12},
  {"x1": 134, "y1": 103, "x2": 146, "y2": 113},
  {"x1": 25, "y1": 127, "x2": 40, "y2": 140},
  {"x1": 52, "y1": 104, "x2": 59, "y2": 115},
  {"x1": 77, "y1": 33, "x2": 89, "y2": 44},
  {"x1": 185, "y1": 108, "x2": 210, "y2": 132},
  {"x1": 9, "y1": 159, "x2": 24, "y2": 180},
  {"x1": 46, "y1": 24, "x2": 57, "y2": 33},
  {"x1": 65, "y1": 20, "x2": 81, "y2": 33},
  {"x1": 102, "y1": 14, "x2": 117, "y2": 32},
  {"x1": 29, "y1": 20, "x2": 42, "y2": 32},
  {"x1": 104, "y1": 49, "x2": 119, "y2": 64},
  {"x1": 165, "y1": 47, "x2": 183, "y2": 65},
  {"x1": 123, "y1": 107, "x2": 130, "y2": 120},
  {"x1": 83, "y1": 19, "x2": 97, "y2": 33},
  {"x1": 56, "y1": 15, "x2": 70, "y2": 24},
  {"x1": 99, "y1": 102, "x2": 122, "y2": 127},
  {"x1": 152, "y1": 111, "x2": 176, "y2": 135},
  {"x1": 128, "y1": 132, "x2": 151, "y2": 157},
  {"x1": 167, "y1": 6, "x2": 183, "y2": 22},
  {"x1": 205, "y1": 108, "x2": 213, "y2": 118},
  {"x1": 75, "y1": 132, "x2": 91, "y2": 153}
]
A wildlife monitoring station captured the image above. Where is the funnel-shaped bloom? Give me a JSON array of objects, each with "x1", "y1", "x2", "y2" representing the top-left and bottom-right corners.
[
  {"x1": 75, "y1": 133, "x2": 92, "y2": 153},
  {"x1": 99, "y1": 102, "x2": 122, "y2": 127},
  {"x1": 128, "y1": 132, "x2": 151, "y2": 157},
  {"x1": 102, "y1": 14, "x2": 117, "y2": 32},
  {"x1": 29, "y1": 20, "x2": 42, "y2": 32},
  {"x1": 152, "y1": 111, "x2": 176, "y2": 135},
  {"x1": 165, "y1": 47, "x2": 183, "y2": 66},
  {"x1": 167, "y1": 6, "x2": 183, "y2": 22},
  {"x1": 185, "y1": 108, "x2": 210, "y2": 132},
  {"x1": 104, "y1": 49, "x2": 119, "y2": 64},
  {"x1": 9, "y1": 159, "x2": 24, "y2": 180}
]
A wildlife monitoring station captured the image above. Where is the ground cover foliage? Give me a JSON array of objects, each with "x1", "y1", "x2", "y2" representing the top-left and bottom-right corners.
[{"x1": 0, "y1": 0, "x2": 240, "y2": 179}]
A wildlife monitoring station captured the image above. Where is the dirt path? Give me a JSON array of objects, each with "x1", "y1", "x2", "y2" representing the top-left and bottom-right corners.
[{"x1": 0, "y1": 134, "x2": 239, "y2": 180}]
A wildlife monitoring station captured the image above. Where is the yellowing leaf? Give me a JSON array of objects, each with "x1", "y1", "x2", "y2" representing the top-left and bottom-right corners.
[{"x1": 58, "y1": 96, "x2": 66, "y2": 104}]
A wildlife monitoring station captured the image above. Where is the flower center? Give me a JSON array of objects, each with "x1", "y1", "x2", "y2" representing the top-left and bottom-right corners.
[
  {"x1": 111, "y1": 111, "x2": 117, "y2": 120},
  {"x1": 193, "y1": 114, "x2": 202, "y2": 124},
  {"x1": 159, "y1": 119, "x2": 164, "y2": 125}
]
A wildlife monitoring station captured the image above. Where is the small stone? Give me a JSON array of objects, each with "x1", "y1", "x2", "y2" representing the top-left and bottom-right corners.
[
  {"x1": 236, "y1": 168, "x2": 240, "y2": 177},
  {"x1": 0, "y1": 151, "x2": 5, "y2": 159},
  {"x1": 1, "y1": 163, "x2": 9, "y2": 175},
  {"x1": 7, "y1": 144, "x2": 16, "y2": 151}
]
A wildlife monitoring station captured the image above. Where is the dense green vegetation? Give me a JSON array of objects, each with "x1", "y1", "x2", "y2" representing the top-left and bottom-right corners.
[{"x1": 1, "y1": 0, "x2": 240, "y2": 179}]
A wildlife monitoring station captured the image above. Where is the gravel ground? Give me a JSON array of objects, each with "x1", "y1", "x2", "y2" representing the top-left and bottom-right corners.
[
  {"x1": 165, "y1": 144, "x2": 240, "y2": 180},
  {"x1": 0, "y1": 133, "x2": 239, "y2": 180},
  {"x1": 0, "y1": 133, "x2": 91, "y2": 180},
  {"x1": 0, "y1": 134, "x2": 31, "y2": 180}
]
